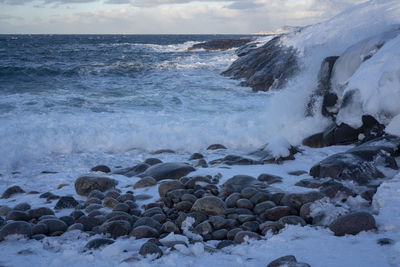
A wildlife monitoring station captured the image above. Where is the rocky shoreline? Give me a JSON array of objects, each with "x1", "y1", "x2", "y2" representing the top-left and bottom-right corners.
[{"x1": 1, "y1": 129, "x2": 399, "y2": 265}]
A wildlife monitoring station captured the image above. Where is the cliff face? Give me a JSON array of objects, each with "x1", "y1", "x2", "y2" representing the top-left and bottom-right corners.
[{"x1": 222, "y1": 0, "x2": 400, "y2": 146}]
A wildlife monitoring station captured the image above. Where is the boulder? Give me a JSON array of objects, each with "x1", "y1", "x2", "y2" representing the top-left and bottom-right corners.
[
  {"x1": 1, "y1": 186, "x2": 25, "y2": 199},
  {"x1": 139, "y1": 242, "x2": 163, "y2": 258},
  {"x1": 188, "y1": 38, "x2": 252, "y2": 51},
  {"x1": 75, "y1": 175, "x2": 117, "y2": 196},
  {"x1": 139, "y1": 163, "x2": 195, "y2": 181},
  {"x1": 134, "y1": 177, "x2": 157, "y2": 189},
  {"x1": 85, "y1": 238, "x2": 114, "y2": 249},
  {"x1": 91, "y1": 165, "x2": 111, "y2": 173},
  {"x1": 158, "y1": 180, "x2": 184, "y2": 198},
  {"x1": 191, "y1": 196, "x2": 226, "y2": 215},
  {"x1": 0, "y1": 221, "x2": 32, "y2": 241},
  {"x1": 329, "y1": 212, "x2": 376, "y2": 236},
  {"x1": 100, "y1": 220, "x2": 132, "y2": 238},
  {"x1": 55, "y1": 196, "x2": 79, "y2": 210}
]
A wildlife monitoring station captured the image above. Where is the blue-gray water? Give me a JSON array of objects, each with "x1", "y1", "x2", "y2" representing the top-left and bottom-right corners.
[{"x1": 0, "y1": 35, "x2": 270, "y2": 168}]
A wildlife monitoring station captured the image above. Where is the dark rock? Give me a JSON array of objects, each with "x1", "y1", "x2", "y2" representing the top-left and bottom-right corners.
[
  {"x1": 333, "y1": 123, "x2": 360, "y2": 145},
  {"x1": 101, "y1": 220, "x2": 132, "y2": 238},
  {"x1": 233, "y1": 231, "x2": 261, "y2": 243},
  {"x1": 103, "y1": 197, "x2": 119, "y2": 208},
  {"x1": 55, "y1": 196, "x2": 79, "y2": 210},
  {"x1": 210, "y1": 155, "x2": 255, "y2": 166},
  {"x1": 114, "y1": 163, "x2": 150, "y2": 177},
  {"x1": 249, "y1": 191, "x2": 271, "y2": 205},
  {"x1": 152, "y1": 149, "x2": 175, "y2": 154},
  {"x1": 264, "y1": 206, "x2": 297, "y2": 221},
  {"x1": 40, "y1": 219, "x2": 68, "y2": 234},
  {"x1": 76, "y1": 216, "x2": 103, "y2": 231},
  {"x1": 32, "y1": 223, "x2": 49, "y2": 235},
  {"x1": 277, "y1": 216, "x2": 306, "y2": 229},
  {"x1": 299, "y1": 203, "x2": 313, "y2": 224},
  {"x1": 161, "y1": 221, "x2": 180, "y2": 234},
  {"x1": 131, "y1": 225, "x2": 159, "y2": 239},
  {"x1": 6, "y1": 210, "x2": 30, "y2": 221},
  {"x1": 216, "y1": 240, "x2": 235, "y2": 249},
  {"x1": 295, "y1": 179, "x2": 323, "y2": 189},
  {"x1": 113, "y1": 203, "x2": 130, "y2": 213},
  {"x1": 91, "y1": 165, "x2": 111, "y2": 173},
  {"x1": 39, "y1": 192, "x2": 59, "y2": 201},
  {"x1": 194, "y1": 221, "x2": 213, "y2": 235},
  {"x1": 139, "y1": 163, "x2": 195, "y2": 181},
  {"x1": 144, "y1": 158, "x2": 163, "y2": 166},
  {"x1": 85, "y1": 204, "x2": 103, "y2": 213},
  {"x1": 377, "y1": 238, "x2": 395, "y2": 246},
  {"x1": 320, "y1": 183, "x2": 355, "y2": 198},
  {"x1": 28, "y1": 207, "x2": 54, "y2": 219},
  {"x1": 280, "y1": 192, "x2": 325, "y2": 210},
  {"x1": 329, "y1": 212, "x2": 376, "y2": 236},
  {"x1": 32, "y1": 234, "x2": 46, "y2": 240},
  {"x1": 139, "y1": 242, "x2": 163, "y2": 258},
  {"x1": 133, "y1": 217, "x2": 162, "y2": 232},
  {"x1": 260, "y1": 221, "x2": 279, "y2": 235},
  {"x1": 361, "y1": 188, "x2": 377, "y2": 202},
  {"x1": 208, "y1": 216, "x2": 226, "y2": 230},
  {"x1": 241, "y1": 221, "x2": 259, "y2": 232},
  {"x1": 236, "y1": 199, "x2": 254, "y2": 209},
  {"x1": 248, "y1": 145, "x2": 299, "y2": 163},
  {"x1": 67, "y1": 223, "x2": 84, "y2": 231},
  {"x1": 13, "y1": 203, "x2": 31, "y2": 211},
  {"x1": 195, "y1": 159, "x2": 208, "y2": 168},
  {"x1": 175, "y1": 212, "x2": 207, "y2": 228},
  {"x1": 74, "y1": 175, "x2": 117, "y2": 196},
  {"x1": 257, "y1": 174, "x2": 283, "y2": 184},
  {"x1": 310, "y1": 151, "x2": 386, "y2": 185},
  {"x1": 191, "y1": 196, "x2": 226, "y2": 215},
  {"x1": 0, "y1": 221, "x2": 32, "y2": 241},
  {"x1": 59, "y1": 216, "x2": 74, "y2": 227},
  {"x1": 105, "y1": 190, "x2": 120, "y2": 199},
  {"x1": 240, "y1": 187, "x2": 259, "y2": 199},
  {"x1": 302, "y1": 132, "x2": 325, "y2": 148},
  {"x1": 117, "y1": 193, "x2": 135, "y2": 203},
  {"x1": 2, "y1": 186, "x2": 25, "y2": 199},
  {"x1": 158, "y1": 180, "x2": 184, "y2": 198},
  {"x1": 207, "y1": 144, "x2": 227, "y2": 150},
  {"x1": 238, "y1": 214, "x2": 256, "y2": 223},
  {"x1": 188, "y1": 38, "x2": 251, "y2": 51},
  {"x1": 85, "y1": 238, "x2": 114, "y2": 249},
  {"x1": 227, "y1": 228, "x2": 242, "y2": 240},
  {"x1": 221, "y1": 175, "x2": 258, "y2": 197},
  {"x1": 184, "y1": 176, "x2": 212, "y2": 189},
  {"x1": 175, "y1": 201, "x2": 192, "y2": 212},
  {"x1": 225, "y1": 193, "x2": 241, "y2": 208},
  {"x1": 85, "y1": 198, "x2": 102, "y2": 207},
  {"x1": 253, "y1": 201, "x2": 276, "y2": 215},
  {"x1": 222, "y1": 35, "x2": 299, "y2": 92},
  {"x1": 288, "y1": 170, "x2": 308, "y2": 176},
  {"x1": 212, "y1": 229, "x2": 228, "y2": 240},
  {"x1": 134, "y1": 177, "x2": 157, "y2": 189},
  {"x1": 181, "y1": 194, "x2": 197, "y2": 204},
  {"x1": 267, "y1": 255, "x2": 297, "y2": 267},
  {"x1": 135, "y1": 194, "x2": 152, "y2": 201},
  {"x1": 189, "y1": 153, "x2": 204, "y2": 160},
  {"x1": 0, "y1": 206, "x2": 11, "y2": 216},
  {"x1": 70, "y1": 210, "x2": 85, "y2": 220},
  {"x1": 142, "y1": 207, "x2": 163, "y2": 217},
  {"x1": 167, "y1": 189, "x2": 188, "y2": 202}
]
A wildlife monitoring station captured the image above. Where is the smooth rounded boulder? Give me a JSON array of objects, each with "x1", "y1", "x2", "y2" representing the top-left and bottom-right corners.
[
  {"x1": 329, "y1": 212, "x2": 376, "y2": 236},
  {"x1": 139, "y1": 163, "x2": 195, "y2": 181},
  {"x1": 75, "y1": 175, "x2": 118, "y2": 196},
  {"x1": 191, "y1": 196, "x2": 226, "y2": 215},
  {"x1": 0, "y1": 221, "x2": 32, "y2": 241}
]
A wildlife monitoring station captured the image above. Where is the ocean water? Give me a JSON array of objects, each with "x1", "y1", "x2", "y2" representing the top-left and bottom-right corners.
[{"x1": 0, "y1": 34, "x2": 274, "y2": 169}]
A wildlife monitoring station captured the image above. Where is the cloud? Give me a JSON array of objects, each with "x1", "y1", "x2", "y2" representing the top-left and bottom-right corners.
[{"x1": 0, "y1": 0, "x2": 369, "y2": 33}]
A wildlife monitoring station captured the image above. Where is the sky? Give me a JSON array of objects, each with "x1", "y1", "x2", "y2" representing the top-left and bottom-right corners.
[{"x1": 0, "y1": 0, "x2": 367, "y2": 34}]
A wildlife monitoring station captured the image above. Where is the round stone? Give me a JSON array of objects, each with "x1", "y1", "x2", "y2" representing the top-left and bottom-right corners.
[
  {"x1": 0, "y1": 221, "x2": 32, "y2": 241},
  {"x1": 131, "y1": 226, "x2": 159, "y2": 239},
  {"x1": 191, "y1": 196, "x2": 226, "y2": 215}
]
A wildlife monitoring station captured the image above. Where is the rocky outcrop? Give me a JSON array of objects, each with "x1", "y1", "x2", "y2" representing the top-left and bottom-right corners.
[
  {"x1": 188, "y1": 38, "x2": 252, "y2": 51},
  {"x1": 222, "y1": 35, "x2": 299, "y2": 92}
]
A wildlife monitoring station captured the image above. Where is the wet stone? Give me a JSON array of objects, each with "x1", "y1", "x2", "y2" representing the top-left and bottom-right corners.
[
  {"x1": 240, "y1": 187, "x2": 259, "y2": 199},
  {"x1": 40, "y1": 219, "x2": 68, "y2": 234},
  {"x1": 74, "y1": 175, "x2": 117, "y2": 196},
  {"x1": 2, "y1": 186, "x2": 25, "y2": 199},
  {"x1": 32, "y1": 223, "x2": 49, "y2": 235},
  {"x1": 67, "y1": 223, "x2": 84, "y2": 231},
  {"x1": 277, "y1": 216, "x2": 306, "y2": 229},
  {"x1": 139, "y1": 242, "x2": 163, "y2": 258},
  {"x1": 91, "y1": 165, "x2": 111, "y2": 173},
  {"x1": 70, "y1": 210, "x2": 85, "y2": 220},
  {"x1": 133, "y1": 217, "x2": 162, "y2": 232},
  {"x1": 377, "y1": 238, "x2": 395, "y2": 246},
  {"x1": 258, "y1": 174, "x2": 283, "y2": 184},
  {"x1": 158, "y1": 181, "x2": 185, "y2": 198},
  {"x1": 13, "y1": 203, "x2": 31, "y2": 211},
  {"x1": 329, "y1": 212, "x2": 376, "y2": 236},
  {"x1": 117, "y1": 193, "x2": 135, "y2": 203},
  {"x1": 103, "y1": 197, "x2": 119, "y2": 208},
  {"x1": 134, "y1": 177, "x2": 157, "y2": 189},
  {"x1": 85, "y1": 198, "x2": 102, "y2": 207},
  {"x1": 267, "y1": 255, "x2": 297, "y2": 267},
  {"x1": 190, "y1": 153, "x2": 204, "y2": 160},
  {"x1": 76, "y1": 216, "x2": 103, "y2": 231},
  {"x1": 191, "y1": 196, "x2": 226, "y2": 215},
  {"x1": 233, "y1": 231, "x2": 261, "y2": 243},
  {"x1": 208, "y1": 216, "x2": 226, "y2": 230},
  {"x1": 105, "y1": 190, "x2": 120, "y2": 199},
  {"x1": 85, "y1": 238, "x2": 115, "y2": 249},
  {"x1": 241, "y1": 221, "x2": 259, "y2": 232},
  {"x1": 207, "y1": 144, "x2": 227, "y2": 150},
  {"x1": 263, "y1": 206, "x2": 297, "y2": 221},
  {"x1": 144, "y1": 158, "x2": 163, "y2": 166},
  {"x1": 6, "y1": 210, "x2": 30, "y2": 221},
  {"x1": 227, "y1": 228, "x2": 242, "y2": 240},
  {"x1": 181, "y1": 194, "x2": 197, "y2": 204},
  {"x1": 85, "y1": 204, "x2": 103, "y2": 213},
  {"x1": 101, "y1": 220, "x2": 132, "y2": 238},
  {"x1": 175, "y1": 201, "x2": 192, "y2": 212},
  {"x1": 142, "y1": 207, "x2": 163, "y2": 218},
  {"x1": 59, "y1": 216, "x2": 75, "y2": 227},
  {"x1": 0, "y1": 221, "x2": 32, "y2": 241},
  {"x1": 28, "y1": 207, "x2": 55, "y2": 219},
  {"x1": 194, "y1": 221, "x2": 213, "y2": 235},
  {"x1": 139, "y1": 162, "x2": 196, "y2": 181},
  {"x1": 88, "y1": 190, "x2": 105, "y2": 200},
  {"x1": 236, "y1": 199, "x2": 254, "y2": 209},
  {"x1": 55, "y1": 196, "x2": 79, "y2": 210},
  {"x1": 113, "y1": 203, "x2": 130, "y2": 213},
  {"x1": 253, "y1": 201, "x2": 276, "y2": 215},
  {"x1": 131, "y1": 226, "x2": 159, "y2": 239},
  {"x1": 216, "y1": 240, "x2": 235, "y2": 249},
  {"x1": 260, "y1": 221, "x2": 279, "y2": 235},
  {"x1": 212, "y1": 229, "x2": 228, "y2": 240}
]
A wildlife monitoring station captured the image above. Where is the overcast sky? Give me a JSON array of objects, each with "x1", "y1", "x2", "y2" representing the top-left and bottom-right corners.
[{"x1": 0, "y1": 0, "x2": 367, "y2": 34}]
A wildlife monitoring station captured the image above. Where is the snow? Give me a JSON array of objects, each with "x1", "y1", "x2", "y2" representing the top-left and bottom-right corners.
[{"x1": 386, "y1": 114, "x2": 400, "y2": 136}]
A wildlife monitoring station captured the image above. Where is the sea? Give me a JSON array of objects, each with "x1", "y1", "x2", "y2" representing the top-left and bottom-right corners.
[{"x1": 0, "y1": 34, "x2": 274, "y2": 170}]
